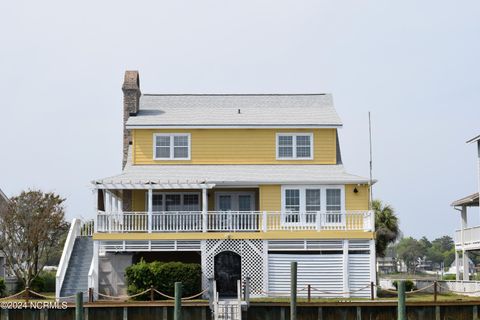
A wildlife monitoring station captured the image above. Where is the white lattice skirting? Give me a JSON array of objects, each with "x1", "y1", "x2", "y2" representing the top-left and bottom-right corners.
[{"x1": 202, "y1": 239, "x2": 266, "y2": 296}]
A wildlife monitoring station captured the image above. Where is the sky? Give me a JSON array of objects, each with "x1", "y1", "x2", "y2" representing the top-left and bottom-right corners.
[{"x1": 0, "y1": 0, "x2": 479, "y2": 239}]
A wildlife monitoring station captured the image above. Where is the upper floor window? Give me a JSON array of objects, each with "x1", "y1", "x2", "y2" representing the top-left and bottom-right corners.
[
  {"x1": 276, "y1": 133, "x2": 313, "y2": 160},
  {"x1": 153, "y1": 133, "x2": 191, "y2": 160}
]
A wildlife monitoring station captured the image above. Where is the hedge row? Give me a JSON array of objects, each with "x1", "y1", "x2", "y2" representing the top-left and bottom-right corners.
[{"x1": 125, "y1": 260, "x2": 201, "y2": 300}]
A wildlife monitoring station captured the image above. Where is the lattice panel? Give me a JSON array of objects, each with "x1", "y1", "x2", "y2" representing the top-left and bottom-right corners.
[{"x1": 203, "y1": 239, "x2": 266, "y2": 296}]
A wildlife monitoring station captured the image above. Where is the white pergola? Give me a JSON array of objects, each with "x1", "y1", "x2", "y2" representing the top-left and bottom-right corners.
[{"x1": 92, "y1": 180, "x2": 216, "y2": 233}]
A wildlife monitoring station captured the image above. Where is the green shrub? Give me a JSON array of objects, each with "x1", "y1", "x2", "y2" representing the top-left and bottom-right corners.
[
  {"x1": 126, "y1": 260, "x2": 202, "y2": 300},
  {"x1": 0, "y1": 277, "x2": 5, "y2": 297},
  {"x1": 443, "y1": 274, "x2": 456, "y2": 281},
  {"x1": 393, "y1": 280, "x2": 416, "y2": 292}
]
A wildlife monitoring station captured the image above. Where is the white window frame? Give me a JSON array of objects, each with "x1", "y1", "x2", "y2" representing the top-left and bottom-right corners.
[
  {"x1": 276, "y1": 133, "x2": 314, "y2": 160},
  {"x1": 147, "y1": 192, "x2": 201, "y2": 212},
  {"x1": 153, "y1": 133, "x2": 191, "y2": 160},
  {"x1": 280, "y1": 185, "x2": 345, "y2": 226}
]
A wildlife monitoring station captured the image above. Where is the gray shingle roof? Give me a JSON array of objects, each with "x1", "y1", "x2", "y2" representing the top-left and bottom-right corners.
[
  {"x1": 126, "y1": 94, "x2": 342, "y2": 128},
  {"x1": 451, "y1": 193, "x2": 479, "y2": 207},
  {"x1": 93, "y1": 164, "x2": 369, "y2": 186}
]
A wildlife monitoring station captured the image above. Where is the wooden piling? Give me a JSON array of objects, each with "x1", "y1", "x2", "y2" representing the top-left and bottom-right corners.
[
  {"x1": 76, "y1": 292, "x2": 84, "y2": 320},
  {"x1": 291, "y1": 261, "x2": 297, "y2": 320},
  {"x1": 397, "y1": 280, "x2": 406, "y2": 320},
  {"x1": 174, "y1": 282, "x2": 182, "y2": 320}
]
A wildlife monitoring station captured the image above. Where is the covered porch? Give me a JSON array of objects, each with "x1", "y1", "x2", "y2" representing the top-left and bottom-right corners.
[
  {"x1": 452, "y1": 192, "x2": 480, "y2": 280},
  {"x1": 93, "y1": 182, "x2": 373, "y2": 234}
]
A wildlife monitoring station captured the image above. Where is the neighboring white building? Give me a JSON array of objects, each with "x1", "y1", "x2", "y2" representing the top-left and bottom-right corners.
[
  {"x1": 453, "y1": 134, "x2": 480, "y2": 280},
  {"x1": 0, "y1": 188, "x2": 8, "y2": 280}
]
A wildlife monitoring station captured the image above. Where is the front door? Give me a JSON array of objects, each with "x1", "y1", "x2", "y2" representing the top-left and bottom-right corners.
[
  {"x1": 215, "y1": 192, "x2": 256, "y2": 230},
  {"x1": 214, "y1": 251, "x2": 241, "y2": 298}
]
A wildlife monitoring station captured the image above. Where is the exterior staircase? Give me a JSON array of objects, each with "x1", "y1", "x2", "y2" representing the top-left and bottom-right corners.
[{"x1": 59, "y1": 236, "x2": 93, "y2": 297}]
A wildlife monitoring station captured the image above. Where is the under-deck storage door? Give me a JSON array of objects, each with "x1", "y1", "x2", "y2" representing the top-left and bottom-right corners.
[
  {"x1": 267, "y1": 253, "x2": 344, "y2": 297},
  {"x1": 348, "y1": 254, "x2": 371, "y2": 298}
]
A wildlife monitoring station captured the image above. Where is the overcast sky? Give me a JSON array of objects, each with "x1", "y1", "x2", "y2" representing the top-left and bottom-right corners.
[{"x1": 1, "y1": 1, "x2": 479, "y2": 239}]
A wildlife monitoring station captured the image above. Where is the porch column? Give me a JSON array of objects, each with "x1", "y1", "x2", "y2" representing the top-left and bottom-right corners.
[
  {"x1": 107, "y1": 190, "x2": 113, "y2": 213},
  {"x1": 455, "y1": 250, "x2": 460, "y2": 281},
  {"x1": 148, "y1": 188, "x2": 153, "y2": 233},
  {"x1": 114, "y1": 194, "x2": 119, "y2": 213},
  {"x1": 93, "y1": 189, "x2": 98, "y2": 233},
  {"x1": 93, "y1": 240, "x2": 99, "y2": 299},
  {"x1": 202, "y1": 187, "x2": 208, "y2": 232},
  {"x1": 463, "y1": 250, "x2": 469, "y2": 281}
]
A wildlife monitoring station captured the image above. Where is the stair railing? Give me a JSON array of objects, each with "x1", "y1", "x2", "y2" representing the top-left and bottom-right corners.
[
  {"x1": 56, "y1": 218, "x2": 82, "y2": 299},
  {"x1": 211, "y1": 279, "x2": 243, "y2": 320}
]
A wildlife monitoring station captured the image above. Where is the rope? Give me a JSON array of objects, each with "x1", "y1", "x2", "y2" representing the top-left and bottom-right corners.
[
  {"x1": 97, "y1": 288, "x2": 151, "y2": 300},
  {"x1": 310, "y1": 284, "x2": 370, "y2": 295},
  {"x1": 181, "y1": 288, "x2": 209, "y2": 300},
  {"x1": 376, "y1": 283, "x2": 434, "y2": 294},
  {"x1": 28, "y1": 290, "x2": 57, "y2": 299},
  {"x1": 0, "y1": 290, "x2": 26, "y2": 301},
  {"x1": 153, "y1": 289, "x2": 175, "y2": 300}
]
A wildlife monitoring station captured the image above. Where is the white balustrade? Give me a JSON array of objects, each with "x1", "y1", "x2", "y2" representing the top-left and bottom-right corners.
[{"x1": 96, "y1": 210, "x2": 374, "y2": 233}]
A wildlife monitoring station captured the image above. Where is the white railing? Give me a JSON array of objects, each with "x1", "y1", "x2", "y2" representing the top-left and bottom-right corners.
[
  {"x1": 96, "y1": 210, "x2": 374, "y2": 233},
  {"x1": 87, "y1": 257, "x2": 95, "y2": 291},
  {"x1": 454, "y1": 226, "x2": 480, "y2": 249},
  {"x1": 81, "y1": 219, "x2": 95, "y2": 236},
  {"x1": 56, "y1": 218, "x2": 81, "y2": 298}
]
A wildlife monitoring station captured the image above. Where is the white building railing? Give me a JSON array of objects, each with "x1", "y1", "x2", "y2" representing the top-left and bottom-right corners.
[
  {"x1": 96, "y1": 210, "x2": 374, "y2": 233},
  {"x1": 454, "y1": 226, "x2": 480, "y2": 250}
]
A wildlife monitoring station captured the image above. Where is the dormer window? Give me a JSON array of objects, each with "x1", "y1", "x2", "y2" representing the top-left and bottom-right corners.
[
  {"x1": 276, "y1": 133, "x2": 313, "y2": 160},
  {"x1": 153, "y1": 133, "x2": 191, "y2": 160}
]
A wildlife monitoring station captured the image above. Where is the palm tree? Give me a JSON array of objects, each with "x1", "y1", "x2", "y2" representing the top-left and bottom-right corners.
[{"x1": 373, "y1": 200, "x2": 400, "y2": 257}]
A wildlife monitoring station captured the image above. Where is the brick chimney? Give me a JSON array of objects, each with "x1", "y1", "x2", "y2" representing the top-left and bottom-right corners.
[{"x1": 122, "y1": 70, "x2": 141, "y2": 169}]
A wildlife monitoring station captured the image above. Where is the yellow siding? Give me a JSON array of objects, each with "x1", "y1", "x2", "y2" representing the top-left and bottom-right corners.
[
  {"x1": 132, "y1": 190, "x2": 146, "y2": 211},
  {"x1": 133, "y1": 129, "x2": 337, "y2": 165},
  {"x1": 345, "y1": 184, "x2": 370, "y2": 211},
  {"x1": 259, "y1": 185, "x2": 281, "y2": 211}
]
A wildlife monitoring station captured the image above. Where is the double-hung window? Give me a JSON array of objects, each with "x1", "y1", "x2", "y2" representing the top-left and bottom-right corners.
[
  {"x1": 277, "y1": 133, "x2": 313, "y2": 160},
  {"x1": 154, "y1": 134, "x2": 191, "y2": 160}
]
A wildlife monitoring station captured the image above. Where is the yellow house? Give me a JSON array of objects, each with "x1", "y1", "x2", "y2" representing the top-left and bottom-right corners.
[{"x1": 57, "y1": 71, "x2": 376, "y2": 300}]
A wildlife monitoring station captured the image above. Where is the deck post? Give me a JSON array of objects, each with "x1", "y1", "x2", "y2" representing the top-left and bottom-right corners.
[
  {"x1": 262, "y1": 211, "x2": 267, "y2": 232},
  {"x1": 148, "y1": 188, "x2": 153, "y2": 233},
  {"x1": 202, "y1": 187, "x2": 208, "y2": 232},
  {"x1": 174, "y1": 282, "x2": 182, "y2": 320},
  {"x1": 397, "y1": 280, "x2": 406, "y2": 320},
  {"x1": 76, "y1": 292, "x2": 84, "y2": 320},
  {"x1": 291, "y1": 261, "x2": 297, "y2": 320},
  {"x1": 455, "y1": 250, "x2": 460, "y2": 280},
  {"x1": 463, "y1": 250, "x2": 469, "y2": 281},
  {"x1": 245, "y1": 276, "x2": 251, "y2": 306}
]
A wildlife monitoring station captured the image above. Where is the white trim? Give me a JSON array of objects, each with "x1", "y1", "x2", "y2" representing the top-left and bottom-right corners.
[
  {"x1": 276, "y1": 133, "x2": 314, "y2": 160},
  {"x1": 153, "y1": 133, "x2": 191, "y2": 160},
  {"x1": 127, "y1": 124, "x2": 342, "y2": 129},
  {"x1": 280, "y1": 185, "x2": 345, "y2": 227}
]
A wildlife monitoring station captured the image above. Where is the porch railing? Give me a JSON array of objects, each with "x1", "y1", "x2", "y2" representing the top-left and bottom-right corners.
[
  {"x1": 96, "y1": 210, "x2": 374, "y2": 233},
  {"x1": 454, "y1": 226, "x2": 480, "y2": 249}
]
